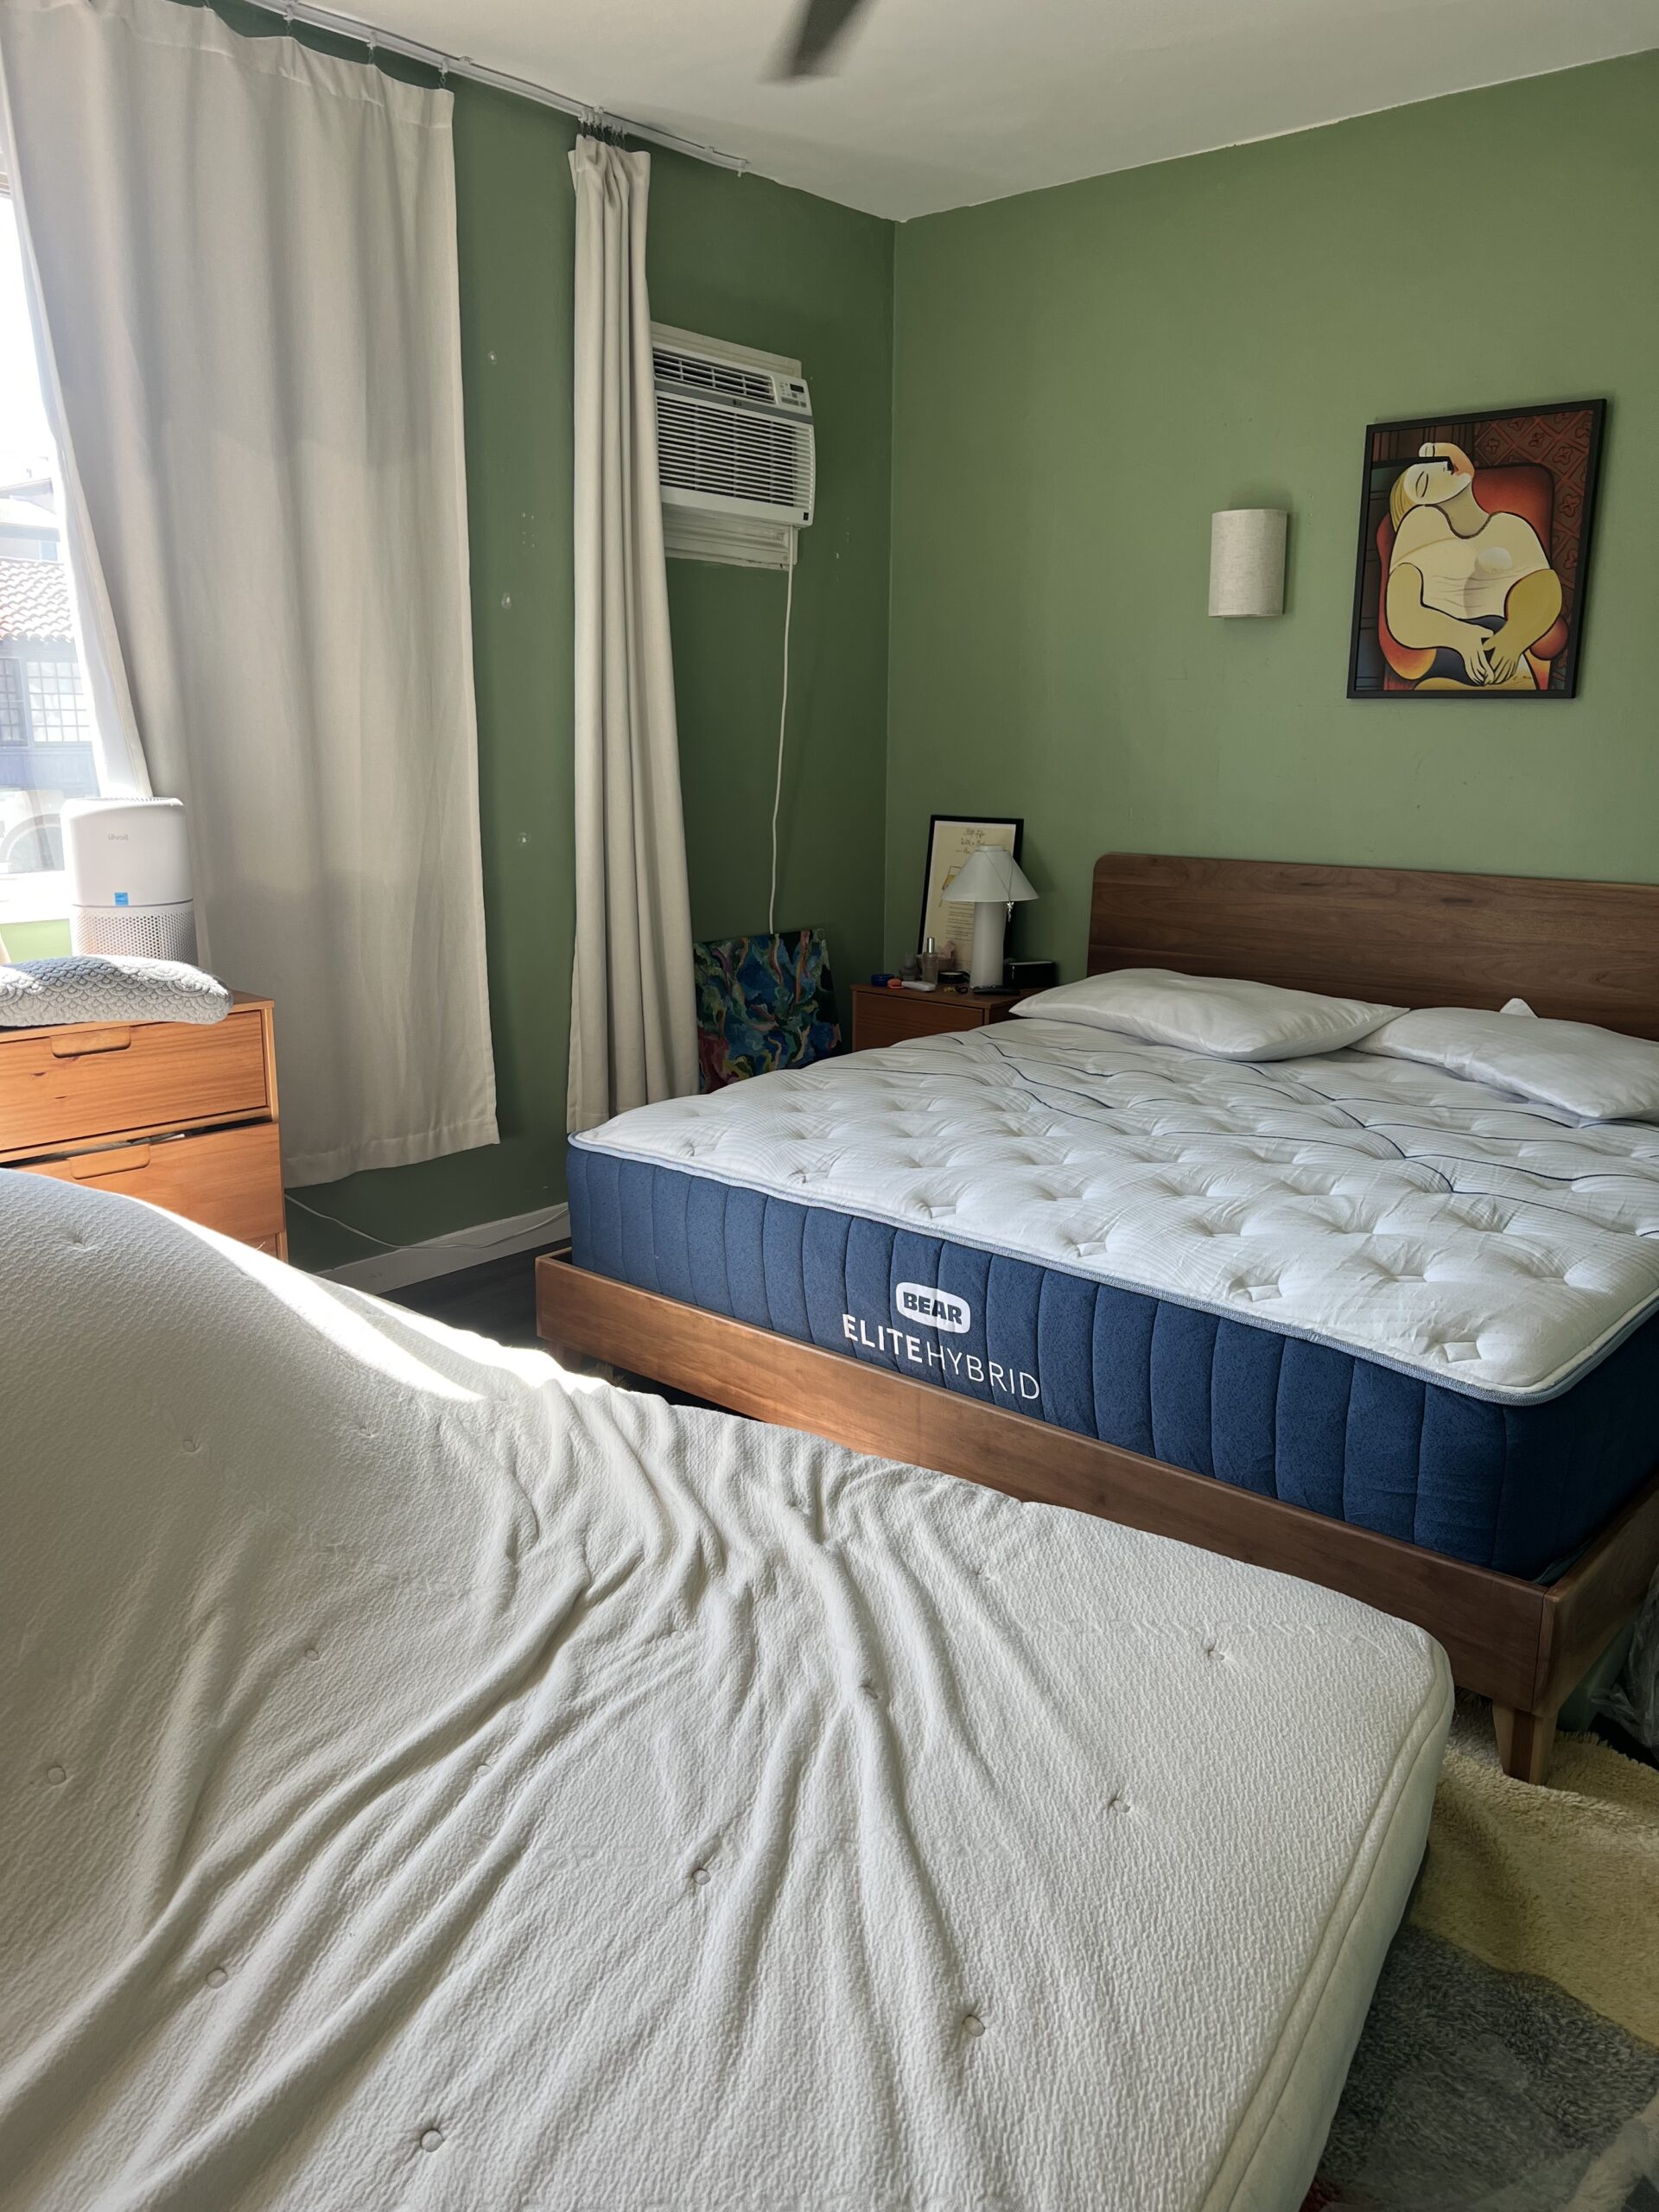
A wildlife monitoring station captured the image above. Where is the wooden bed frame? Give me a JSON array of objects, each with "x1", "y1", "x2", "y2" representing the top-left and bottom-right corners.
[{"x1": 537, "y1": 855, "x2": 1659, "y2": 1783}]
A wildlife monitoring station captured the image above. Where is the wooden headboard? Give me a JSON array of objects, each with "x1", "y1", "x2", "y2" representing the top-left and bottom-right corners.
[{"x1": 1087, "y1": 854, "x2": 1659, "y2": 1040}]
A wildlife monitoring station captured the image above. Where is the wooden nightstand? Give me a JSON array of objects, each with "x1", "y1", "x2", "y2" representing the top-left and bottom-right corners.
[
  {"x1": 850, "y1": 983, "x2": 1033, "y2": 1052},
  {"x1": 0, "y1": 993, "x2": 287, "y2": 1255}
]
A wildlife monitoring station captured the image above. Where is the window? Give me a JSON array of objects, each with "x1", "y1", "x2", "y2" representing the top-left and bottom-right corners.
[
  {"x1": 0, "y1": 652, "x2": 23, "y2": 741},
  {"x1": 26, "y1": 656, "x2": 92, "y2": 744},
  {"x1": 0, "y1": 179, "x2": 103, "y2": 929}
]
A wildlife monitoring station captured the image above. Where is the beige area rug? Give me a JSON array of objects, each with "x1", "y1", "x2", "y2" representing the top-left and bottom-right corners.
[
  {"x1": 1414, "y1": 1707, "x2": 1659, "y2": 2045},
  {"x1": 1306, "y1": 1702, "x2": 1659, "y2": 2211}
]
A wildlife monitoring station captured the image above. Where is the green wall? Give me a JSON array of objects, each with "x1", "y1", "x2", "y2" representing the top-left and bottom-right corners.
[
  {"x1": 885, "y1": 52, "x2": 1659, "y2": 981},
  {"x1": 207, "y1": 22, "x2": 896, "y2": 1267}
]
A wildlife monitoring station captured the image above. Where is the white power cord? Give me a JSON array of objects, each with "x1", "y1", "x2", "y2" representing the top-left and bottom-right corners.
[
  {"x1": 284, "y1": 1190, "x2": 569, "y2": 1258},
  {"x1": 767, "y1": 551, "x2": 795, "y2": 934}
]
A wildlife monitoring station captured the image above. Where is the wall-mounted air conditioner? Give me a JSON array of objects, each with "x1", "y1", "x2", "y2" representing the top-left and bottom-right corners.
[{"x1": 652, "y1": 324, "x2": 814, "y2": 570}]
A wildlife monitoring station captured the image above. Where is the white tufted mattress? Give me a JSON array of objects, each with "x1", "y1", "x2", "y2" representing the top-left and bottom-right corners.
[
  {"x1": 1, "y1": 1169, "x2": 1451, "y2": 2212},
  {"x1": 572, "y1": 1020, "x2": 1659, "y2": 1402}
]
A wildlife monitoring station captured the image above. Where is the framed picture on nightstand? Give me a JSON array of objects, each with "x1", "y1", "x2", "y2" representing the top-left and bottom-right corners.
[{"x1": 917, "y1": 815, "x2": 1023, "y2": 962}]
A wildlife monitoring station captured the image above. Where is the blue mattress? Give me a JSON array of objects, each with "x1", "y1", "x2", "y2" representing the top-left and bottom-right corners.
[{"x1": 567, "y1": 1146, "x2": 1659, "y2": 1581}]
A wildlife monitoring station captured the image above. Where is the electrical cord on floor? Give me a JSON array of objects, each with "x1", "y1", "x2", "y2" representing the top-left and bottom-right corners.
[
  {"x1": 767, "y1": 550, "x2": 795, "y2": 934},
  {"x1": 283, "y1": 1190, "x2": 569, "y2": 1259}
]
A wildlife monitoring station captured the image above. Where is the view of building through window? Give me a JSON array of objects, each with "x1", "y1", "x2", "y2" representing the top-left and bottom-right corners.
[{"x1": 0, "y1": 188, "x2": 98, "y2": 904}]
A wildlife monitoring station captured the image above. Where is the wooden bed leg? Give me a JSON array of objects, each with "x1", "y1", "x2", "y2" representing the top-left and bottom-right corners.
[{"x1": 1492, "y1": 1702, "x2": 1558, "y2": 1786}]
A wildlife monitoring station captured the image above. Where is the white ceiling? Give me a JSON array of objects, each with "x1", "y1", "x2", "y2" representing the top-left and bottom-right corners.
[{"x1": 347, "y1": 0, "x2": 1659, "y2": 219}]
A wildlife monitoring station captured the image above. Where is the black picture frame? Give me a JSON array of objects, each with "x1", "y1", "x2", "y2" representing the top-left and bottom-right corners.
[
  {"x1": 1345, "y1": 397, "x2": 1605, "y2": 700},
  {"x1": 917, "y1": 814, "x2": 1024, "y2": 958}
]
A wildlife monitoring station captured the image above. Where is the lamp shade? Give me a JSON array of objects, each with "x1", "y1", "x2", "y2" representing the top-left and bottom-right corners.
[
  {"x1": 1208, "y1": 508, "x2": 1287, "y2": 617},
  {"x1": 950, "y1": 845, "x2": 1038, "y2": 905}
]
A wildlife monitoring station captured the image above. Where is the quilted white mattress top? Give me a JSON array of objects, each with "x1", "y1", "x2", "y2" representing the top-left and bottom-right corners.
[
  {"x1": 575, "y1": 1020, "x2": 1659, "y2": 1402},
  {"x1": 1, "y1": 1170, "x2": 1450, "y2": 2212}
]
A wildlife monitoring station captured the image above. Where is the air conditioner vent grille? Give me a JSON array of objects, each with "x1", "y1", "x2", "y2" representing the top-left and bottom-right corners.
[
  {"x1": 653, "y1": 345, "x2": 775, "y2": 406},
  {"x1": 658, "y1": 391, "x2": 813, "y2": 516}
]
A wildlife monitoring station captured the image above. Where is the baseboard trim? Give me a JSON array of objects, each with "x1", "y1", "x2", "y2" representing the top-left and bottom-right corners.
[{"x1": 313, "y1": 1204, "x2": 571, "y2": 1296}]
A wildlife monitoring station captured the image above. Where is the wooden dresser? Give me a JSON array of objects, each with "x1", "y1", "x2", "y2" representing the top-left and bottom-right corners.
[
  {"x1": 0, "y1": 994, "x2": 286, "y2": 1255},
  {"x1": 850, "y1": 983, "x2": 1033, "y2": 1052}
]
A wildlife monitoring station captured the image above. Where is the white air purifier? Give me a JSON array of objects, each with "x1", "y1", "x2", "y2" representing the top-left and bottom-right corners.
[{"x1": 62, "y1": 798, "x2": 198, "y2": 963}]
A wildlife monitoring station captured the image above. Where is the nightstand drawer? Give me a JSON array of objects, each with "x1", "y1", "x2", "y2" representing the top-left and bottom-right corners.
[
  {"x1": 850, "y1": 983, "x2": 1036, "y2": 1052},
  {"x1": 855, "y1": 993, "x2": 991, "y2": 1052},
  {"x1": 0, "y1": 1007, "x2": 270, "y2": 1161},
  {"x1": 17, "y1": 1121, "x2": 285, "y2": 1246}
]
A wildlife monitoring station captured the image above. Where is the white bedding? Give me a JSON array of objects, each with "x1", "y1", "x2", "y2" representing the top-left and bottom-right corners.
[
  {"x1": 573, "y1": 1020, "x2": 1659, "y2": 1402},
  {"x1": 1, "y1": 1169, "x2": 1449, "y2": 2211}
]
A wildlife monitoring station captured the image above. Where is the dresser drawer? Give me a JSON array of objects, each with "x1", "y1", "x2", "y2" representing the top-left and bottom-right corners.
[
  {"x1": 0, "y1": 1007, "x2": 270, "y2": 1161},
  {"x1": 18, "y1": 1121, "x2": 285, "y2": 1246}
]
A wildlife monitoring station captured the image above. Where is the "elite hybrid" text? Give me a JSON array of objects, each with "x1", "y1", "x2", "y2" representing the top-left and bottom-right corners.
[{"x1": 840, "y1": 1313, "x2": 1040, "y2": 1402}]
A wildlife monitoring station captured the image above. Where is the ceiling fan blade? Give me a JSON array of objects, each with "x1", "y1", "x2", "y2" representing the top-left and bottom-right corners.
[{"x1": 774, "y1": 0, "x2": 874, "y2": 79}]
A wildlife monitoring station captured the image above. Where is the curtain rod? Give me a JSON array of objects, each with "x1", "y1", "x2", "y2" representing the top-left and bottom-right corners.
[{"x1": 241, "y1": 0, "x2": 752, "y2": 175}]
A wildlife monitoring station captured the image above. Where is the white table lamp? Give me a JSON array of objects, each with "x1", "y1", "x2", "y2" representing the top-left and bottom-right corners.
[{"x1": 950, "y1": 844, "x2": 1038, "y2": 989}]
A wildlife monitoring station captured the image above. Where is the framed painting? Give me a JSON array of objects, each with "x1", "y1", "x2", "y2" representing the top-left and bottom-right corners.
[
  {"x1": 917, "y1": 815, "x2": 1023, "y2": 960},
  {"x1": 1346, "y1": 399, "x2": 1605, "y2": 699}
]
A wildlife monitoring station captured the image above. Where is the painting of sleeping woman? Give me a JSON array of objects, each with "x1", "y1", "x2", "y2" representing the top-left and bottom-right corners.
[{"x1": 1346, "y1": 400, "x2": 1604, "y2": 699}]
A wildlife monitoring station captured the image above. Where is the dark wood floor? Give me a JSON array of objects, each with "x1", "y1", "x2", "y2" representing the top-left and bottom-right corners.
[{"x1": 387, "y1": 1244, "x2": 564, "y2": 1348}]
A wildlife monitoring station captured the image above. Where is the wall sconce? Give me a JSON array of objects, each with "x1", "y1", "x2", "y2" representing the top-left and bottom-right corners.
[{"x1": 1209, "y1": 508, "x2": 1287, "y2": 617}]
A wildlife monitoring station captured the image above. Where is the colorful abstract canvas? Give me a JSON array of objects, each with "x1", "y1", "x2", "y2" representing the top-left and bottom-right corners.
[
  {"x1": 1347, "y1": 401, "x2": 1604, "y2": 698},
  {"x1": 695, "y1": 929, "x2": 841, "y2": 1091}
]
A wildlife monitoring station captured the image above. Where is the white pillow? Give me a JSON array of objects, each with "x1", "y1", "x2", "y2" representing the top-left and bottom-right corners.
[
  {"x1": 1010, "y1": 969, "x2": 1401, "y2": 1059},
  {"x1": 1356, "y1": 1005, "x2": 1659, "y2": 1122}
]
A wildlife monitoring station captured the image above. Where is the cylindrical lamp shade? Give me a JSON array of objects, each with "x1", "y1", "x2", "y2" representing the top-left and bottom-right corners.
[{"x1": 1208, "y1": 508, "x2": 1287, "y2": 617}]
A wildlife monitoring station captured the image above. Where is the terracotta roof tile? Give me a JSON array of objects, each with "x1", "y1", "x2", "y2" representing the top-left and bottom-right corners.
[{"x1": 0, "y1": 556, "x2": 73, "y2": 645}]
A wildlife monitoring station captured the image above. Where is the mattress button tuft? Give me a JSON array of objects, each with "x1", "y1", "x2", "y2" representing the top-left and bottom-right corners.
[
  {"x1": 962, "y1": 2012, "x2": 986, "y2": 2038},
  {"x1": 420, "y1": 2128, "x2": 445, "y2": 2153},
  {"x1": 206, "y1": 1966, "x2": 229, "y2": 1989},
  {"x1": 46, "y1": 1764, "x2": 67, "y2": 1786},
  {"x1": 690, "y1": 1865, "x2": 712, "y2": 1888}
]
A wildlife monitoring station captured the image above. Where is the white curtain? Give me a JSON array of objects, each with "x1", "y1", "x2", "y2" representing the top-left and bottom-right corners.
[
  {"x1": 567, "y1": 135, "x2": 697, "y2": 1133},
  {"x1": 0, "y1": 0, "x2": 498, "y2": 1185}
]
